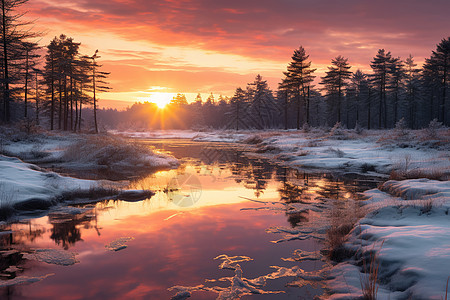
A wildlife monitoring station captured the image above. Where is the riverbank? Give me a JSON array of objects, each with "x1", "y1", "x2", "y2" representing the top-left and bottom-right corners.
[
  {"x1": 1, "y1": 127, "x2": 179, "y2": 180},
  {"x1": 0, "y1": 126, "x2": 178, "y2": 221}
]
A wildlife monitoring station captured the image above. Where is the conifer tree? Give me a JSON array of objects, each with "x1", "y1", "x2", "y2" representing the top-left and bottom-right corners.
[
  {"x1": 0, "y1": 0, "x2": 35, "y2": 122},
  {"x1": 370, "y1": 49, "x2": 393, "y2": 128},
  {"x1": 282, "y1": 46, "x2": 316, "y2": 129},
  {"x1": 320, "y1": 55, "x2": 352, "y2": 125},
  {"x1": 404, "y1": 55, "x2": 420, "y2": 128},
  {"x1": 423, "y1": 37, "x2": 450, "y2": 125}
]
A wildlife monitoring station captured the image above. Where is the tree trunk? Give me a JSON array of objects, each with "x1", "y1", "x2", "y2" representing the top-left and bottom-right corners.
[
  {"x1": 35, "y1": 71, "x2": 39, "y2": 125},
  {"x1": 50, "y1": 49, "x2": 55, "y2": 130},
  {"x1": 93, "y1": 60, "x2": 98, "y2": 133},
  {"x1": 24, "y1": 49, "x2": 29, "y2": 118},
  {"x1": 1, "y1": 0, "x2": 10, "y2": 122}
]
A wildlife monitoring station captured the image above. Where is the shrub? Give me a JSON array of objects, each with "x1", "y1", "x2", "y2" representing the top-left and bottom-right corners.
[
  {"x1": 424, "y1": 118, "x2": 443, "y2": 139},
  {"x1": 243, "y1": 135, "x2": 264, "y2": 145},
  {"x1": 328, "y1": 147, "x2": 345, "y2": 158}
]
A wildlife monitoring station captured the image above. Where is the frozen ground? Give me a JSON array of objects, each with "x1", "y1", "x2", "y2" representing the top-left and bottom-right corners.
[{"x1": 325, "y1": 179, "x2": 450, "y2": 299}]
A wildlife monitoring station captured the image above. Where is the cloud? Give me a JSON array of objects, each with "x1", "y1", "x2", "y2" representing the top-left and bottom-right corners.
[{"x1": 24, "y1": 0, "x2": 450, "y2": 104}]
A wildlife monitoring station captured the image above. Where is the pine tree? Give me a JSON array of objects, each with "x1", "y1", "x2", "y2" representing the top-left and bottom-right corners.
[
  {"x1": 423, "y1": 37, "x2": 450, "y2": 125},
  {"x1": 388, "y1": 57, "x2": 405, "y2": 125},
  {"x1": 0, "y1": 0, "x2": 36, "y2": 122},
  {"x1": 282, "y1": 46, "x2": 316, "y2": 129},
  {"x1": 320, "y1": 55, "x2": 352, "y2": 125},
  {"x1": 21, "y1": 41, "x2": 40, "y2": 119},
  {"x1": 84, "y1": 50, "x2": 110, "y2": 133},
  {"x1": 278, "y1": 78, "x2": 290, "y2": 130},
  {"x1": 370, "y1": 49, "x2": 392, "y2": 128},
  {"x1": 229, "y1": 87, "x2": 245, "y2": 130},
  {"x1": 247, "y1": 74, "x2": 277, "y2": 128},
  {"x1": 347, "y1": 70, "x2": 367, "y2": 127},
  {"x1": 404, "y1": 55, "x2": 420, "y2": 128}
]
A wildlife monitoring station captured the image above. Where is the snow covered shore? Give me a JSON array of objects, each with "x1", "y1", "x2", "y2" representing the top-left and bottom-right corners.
[
  {"x1": 326, "y1": 179, "x2": 450, "y2": 299},
  {"x1": 0, "y1": 154, "x2": 155, "y2": 221},
  {"x1": 112, "y1": 127, "x2": 449, "y2": 178},
  {"x1": 1, "y1": 128, "x2": 179, "y2": 180},
  {"x1": 0, "y1": 128, "x2": 177, "y2": 220}
]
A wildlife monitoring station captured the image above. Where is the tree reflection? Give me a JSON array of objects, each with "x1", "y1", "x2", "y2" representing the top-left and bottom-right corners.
[{"x1": 49, "y1": 209, "x2": 98, "y2": 250}]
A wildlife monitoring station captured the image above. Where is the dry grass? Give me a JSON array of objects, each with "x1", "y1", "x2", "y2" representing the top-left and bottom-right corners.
[
  {"x1": 0, "y1": 183, "x2": 15, "y2": 221},
  {"x1": 326, "y1": 201, "x2": 367, "y2": 261},
  {"x1": 62, "y1": 134, "x2": 168, "y2": 170},
  {"x1": 390, "y1": 168, "x2": 447, "y2": 181},
  {"x1": 444, "y1": 276, "x2": 449, "y2": 300},
  {"x1": 54, "y1": 186, "x2": 122, "y2": 202},
  {"x1": 360, "y1": 241, "x2": 385, "y2": 300},
  {"x1": 243, "y1": 134, "x2": 264, "y2": 145}
]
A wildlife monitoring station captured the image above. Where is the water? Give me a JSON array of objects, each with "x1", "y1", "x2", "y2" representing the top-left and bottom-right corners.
[{"x1": 0, "y1": 139, "x2": 380, "y2": 299}]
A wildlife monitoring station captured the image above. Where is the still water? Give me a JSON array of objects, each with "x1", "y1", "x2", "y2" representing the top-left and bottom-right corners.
[{"x1": 0, "y1": 139, "x2": 380, "y2": 299}]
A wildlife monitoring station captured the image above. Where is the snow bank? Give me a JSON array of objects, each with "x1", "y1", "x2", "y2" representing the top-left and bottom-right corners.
[
  {"x1": 328, "y1": 179, "x2": 450, "y2": 300},
  {"x1": 0, "y1": 155, "x2": 97, "y2": 209},
  {"x1": 2, "y1": 132, "x2": 179, "y2": 179}
]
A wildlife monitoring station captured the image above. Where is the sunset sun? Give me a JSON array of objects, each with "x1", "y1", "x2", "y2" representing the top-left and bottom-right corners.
[{"x1": 150, "y1": 92, "x2": 174, "y2": 109}]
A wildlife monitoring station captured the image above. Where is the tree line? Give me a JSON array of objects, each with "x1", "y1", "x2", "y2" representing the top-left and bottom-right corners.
[
  {"x1": 0, "y1": 0, "x2": 447, "y2": 131},
  {"x1": 0, "y1": 0, "x2": 109, "y2": 133},
  {"x1": 96, "y1": 37, "x2": 449, "y2": 131}
]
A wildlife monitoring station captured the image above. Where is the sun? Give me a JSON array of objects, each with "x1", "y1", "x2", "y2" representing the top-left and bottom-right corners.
[{"x1": 150, "y1": 92, "x2": 174, "y2": 109}]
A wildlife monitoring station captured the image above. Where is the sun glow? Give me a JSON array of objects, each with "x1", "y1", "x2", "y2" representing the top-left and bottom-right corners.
[{"x1": 150, "y1": 92, "x2": 174, "y2": 109}]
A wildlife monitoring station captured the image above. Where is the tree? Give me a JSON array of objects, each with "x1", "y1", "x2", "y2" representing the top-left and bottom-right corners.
[
  {"x1": 423, "y1": 37, "x2": 450, "y2": 125},
  {"x1": 84, "y1": 50, "x2": 110, "y2": 133},
  {"x1": 229, "y1": 87, "x2": 247, "y2": 130},
  {"x1": 43, "y1": 35, "x2": 81, "y2": 130},
  {"x1": 404, "y1": 55, "x2": 420, "y2": 128},
  {"x1": 370, "y1": 49, "x2": 392, "y2": 128},
  {"x1": 170, "y1": 93, "x2": 188, "y2": 105},
  {"x1": 247, "y1": 74, "x2": 277, "y2": 128},
  {"x1": 194, "y1": 93, "x2": 202, "y2": 104},
  {"x1": 347, "y1": 70, "x2": 367, "y2": 127},
  {"x1": 0, "y1": 0, "x2": 35, "y2": 122},
  {"x1": 21, "y1": 41, "x2": 40, "y2": 119},
  {"x1": 388, "y1": 56, "x2": 405, "y2": 125},
  {"x1": 278, "y1": 78, "x2": 290, "y2": 130},
  {"x1": 282, "y1": 46, "x2": 316, "y2": 129},
  {"x1": 320, "y1": 55, "x2": 352, "y2": 125}
]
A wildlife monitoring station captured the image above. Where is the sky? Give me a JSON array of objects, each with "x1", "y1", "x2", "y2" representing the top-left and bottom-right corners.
[{"x1": 24, "y1": 0, "x2": 450, "y2": 109}]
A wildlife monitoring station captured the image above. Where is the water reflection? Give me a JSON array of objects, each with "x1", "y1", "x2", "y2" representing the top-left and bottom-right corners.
[
  {"x1": 0, "y1": 139, "x2": 381, "y2": 299},
  {"x1": 49, "y1": 208, "x2": 99, "y2": 250}
]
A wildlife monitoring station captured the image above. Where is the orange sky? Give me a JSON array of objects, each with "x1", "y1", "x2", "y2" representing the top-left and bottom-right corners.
[{"x1": 25, "y1": 0, "x2": 450, "y2": 110}]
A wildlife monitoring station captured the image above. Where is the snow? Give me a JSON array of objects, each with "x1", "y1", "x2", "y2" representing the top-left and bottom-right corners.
[
  {"x1": 0, "y1": 155, "x2": 97, "y2": 207},
  {"x1": 1, "y1": 132, "x2": 179, "y2": 175},
  {"x1": 105, "y1": 237, "x2": 135, "y2": 251},
  {"x1": 0, "y1": 274, "x2": 54, "y2": 287},
  {"x1": 327, "y1": 179, "x2": 450, "y2": 299},
  {"x1": 22, "y1": 249, "x2": 79, "y2": 266}
]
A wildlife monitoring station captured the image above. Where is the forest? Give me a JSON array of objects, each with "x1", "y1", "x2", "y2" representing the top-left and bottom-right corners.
[{"x1": 0, "y1": 0, "x2": 449, "y2": 132}]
